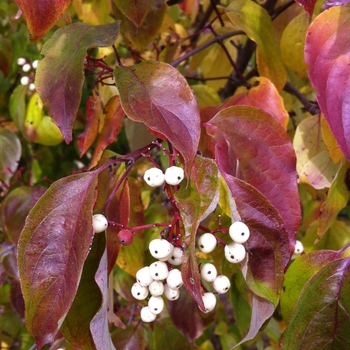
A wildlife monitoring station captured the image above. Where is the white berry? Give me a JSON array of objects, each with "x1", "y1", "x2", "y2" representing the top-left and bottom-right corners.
[
  {"x1": 22, "y1": 63, "x2": 31, "y2": 72},
  {"x1": 200, "y1": 263, "x2": 217, "y2": 282},
  {"x1": 148, "y1": 280, "x2": 164, "y2": 297},
  {"x1": 166, "y1": 269, "x2": 183, "y2": 290},
  {"x1": 20, "y1": 76, "x2": 29, "y2": 86},
  {"x1": 164, "y1": 284, "x2": 180, "y2": 300},
  {"x1": 149, "y1": 261, "x2": 169, "y2": 280},
  {"x1": 92, "y1": 214, "x2": 108, "y2": 233},
  {"x1": 144, "y1": 167, "x2": 165, "y2": 187},
  {"x1": 294, "y1": 240, "x2": 304, "y2": 255},
  {"x1": 164, "y1": 166, "x2": 184, "y2": 186},
  {"x1": 229, "y1": 221, "x2": 250, "y2": 243},
  {"x1": 136, "y1": 266, "x2": 153, "y2": 287},
  {"x1": 148, "y1": 296, "x2": 164, "y2": 315},
  {"x1": 224, "y1": 242, "x2": 246, "y2": 263},
  {"x1": 198, "y1": 233, "x2": 217, "y2": 253},
  {"x1": 17, "y1": 58, "x2": 26, "y2": 66},
  {"x1": 201, "y1": 292, "x2": 217, "y2": 313},
  {"x1": 149, "y1": 239, "x2": 173, "y2": 260},
  {"x1": 29, "y1": 83, "x2": 36, "y2": 91},
  {"x1": 131, "y1": 283, "x2": 149, "y2": 300},
  {"x1": 168, "y1": 247, "x2": 183, "y2": 265},
  {"x1": 213, "y1": 275, "x2": 231, "y2": 294},
  {"x1": 140, "y1": 306, "x2": 157, "y2": 322},
  {"x1": 32, "y1": 60, "x2": 39, "y2": 69}
]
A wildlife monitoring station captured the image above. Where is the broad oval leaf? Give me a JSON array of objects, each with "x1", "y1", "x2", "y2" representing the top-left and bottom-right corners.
[
  {"x1": 305, "y1": 6, "x2": 350, "y2": 160},
  {"x1": 0, "y1": 128, "x2": 21, "y2": 186},
  {"x1": 114, "y1": 61, "x2": 200, "y2": 174},
  {"x1": 174, "y1": 155, "x2": 220, "y2": 311},
  {"x1": 281, "y1": 257, "x2": 350, "y2": 349},
  {"x1": 35, "y1": 21, "x2": 120, "y2": 143},
  {"x1": 17, "y1": 171, "x2": 99, "y2": 347},
  {"x1": 206, "y1": 106, "x2": 301, "y2": 244},
  {"x1": 9, "y1": 84, "x2": 28, "y2": 139},
  {"x1": 225, "y1": 0, "x2": 286, "y2": 91},
  {"x1": 15, "y1": 0, "x2": 72, "y2": 40}
]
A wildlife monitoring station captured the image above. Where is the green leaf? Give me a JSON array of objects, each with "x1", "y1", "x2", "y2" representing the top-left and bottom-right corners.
[
  {"x1": 17, "y1": 171, "x2": 99, "y2": 347},
  {"x1": 225, "y1": 0, "x2": 286, "y2": 91},
  {"x1": 0, "y1": 128, "x2": 21, "y2": 186},
  {"x1": 35, "y1": 21, "x2": 120, "y2": 143},
  {"x1": 9, "y1": 84, "x2": 27, "y2": 139},
  {"x1": 174, "y1": 155, "x2": 219, "y2": 311}
]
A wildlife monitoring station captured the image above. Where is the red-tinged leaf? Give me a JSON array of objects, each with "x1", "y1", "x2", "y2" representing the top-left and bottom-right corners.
[
  {"x1": 174, "y1": 155, "x2": 220, "y2": 311},
  {"x1": 78, "y1": 93, "x2": 102, "y2": 156},
  {"x1": 280, "y1": 249, "x2": 342, "y2": 323},
  {"x1": 0, "y1": 128, "x2": 21, "y2": 186},
  {"x1": 90, "y1": 247, "x2": 117, "y2": 350},
  {"x1": 0, "y1": 36, "x2": 12, "y2": 76},
  {"x1": 220, "y1": 173, "x2": 290, "y2": 305},
  {"x1": 114, "y1": 61, "x2": 200, "y2": 175},
  {"x1": 35, "y1": 21, "x2": 120, "y2": 143},
  {"x1": 294, "y1": 0, "x2": 317, "y2": 16},
  {"x1": 10, "y1": 281, "x2": 25, "y2": 319},
  {"x1": 17, "y1": 171, "x2": 100, "y2": 347},
  {"x1": 281, "y1": 257, "x2": 350, "y2": 349},
  {"x1": 223, "y1": 77, "x2": 289, "y2": 129},
  {"x1": 15, "y1": 0, "x2": 72, "y2": 40},
  {"x1": 90, "y1": 95, "x2": 125, "y2": 168},
  {"x1": 168, "y1": 289, "x2": 209, "y2": 343},
  {"x1": 113, "y1": 0, "x2": 155, "y2": 27},
  {"x1": 305, "y1": 6, "x2": 350, "y2": 160},
  {"x1": 205, "y1": 106, "x2": 301, "y2": 245},
  {"x1": 60, "y1": 232, "x2": 105, "y2": 349},
  {"x1": 111, "y1": 325, "x2": 146, "y2": 350},
  {"x1": 1, "y1": 186, "x2": 46, "y2": 245}
]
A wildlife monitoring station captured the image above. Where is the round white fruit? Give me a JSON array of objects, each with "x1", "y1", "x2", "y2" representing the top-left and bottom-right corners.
[
  {"x1": 20, "y1": 76, "x2": 29, "y2": 86},
  {"x1": 213, "y1": 275, "x2": 231, "y2": 294},
  {"x1": 148, "y1": 296, "x2": 164, "y2": 315},
  {"x1": 136, "y1": 266, "x2": 153, "y2": 287},
  {"x1": 131, "y1": 283, "x2": 149, "y2": 300},
  {"x1": 164, "y1": 284, "x2": 180, "y2": 300},
  {"x1": 164, "y1": 166, "x2": 184, "y2": 186},
  {"x1": 168, "y1": 247, "x2": 183, "y2": 265},
  {"x1": 92, "y1": 214, "x2": 108, "y2": 233},
  {"x1": 294, "y1": 240, "x2": 304, "y2": 255},
  {"x1": 32, "y1": 60, "x2": 39, "y2": 69},
  {"x1": 17, "y1": 58, "x2": 26, "y2": 66},
  {"x1": 149, "y1": 239, "x2": 173, "y2": 260},
  {"x1": 229, "y1": 221, "x2": 250, "y2": 243},
  {"x1": 200, "y1": 263, "x2": 217, "y2": 282},
  {"x1": 144, "y1": 167, "x2": 165, "y2": 187},
  {"x1": 201, "y1": 292, "x2": 217, "y2": 313},
  {"x1": 224, "y1": 242, "x2": 246, "y2": 263},
  {"x1": 149, "y1": 261, "x2": 169, "y2": 280},
  {"x1": 148, "y1": 280, "x2": 164, "y2": 297},
  {"x1": 198, "y1": 233, "x2": 217, "y2": 254},
  {"x1": 166, "y1": 269, "x2": 183, "y2": 290},
  {"x1": 140, "y1": 306, "x2": 157, "y2": 322},
  {"x1": 22, "y1": 63, "x2": 31, "y2": 72}
]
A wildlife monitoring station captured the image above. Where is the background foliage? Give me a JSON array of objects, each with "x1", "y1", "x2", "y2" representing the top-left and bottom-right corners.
[{"x1": 0, "y1": 0, "x2": 350, "y2": 349}]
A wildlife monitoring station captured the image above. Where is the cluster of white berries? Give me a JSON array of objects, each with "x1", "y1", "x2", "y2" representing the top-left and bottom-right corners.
[
  {"x1": 143, "y1": 166, "x2": 184, "y2": 187},
  {"x1": 17, "y1": 58, "x2": 38, "y2": 90},
  {"x1": 292, "y1": 240, "x2": 304, "y2": 259},
  {"x1": 131, "y1": 238, "x2": 184, "y2": 322}
]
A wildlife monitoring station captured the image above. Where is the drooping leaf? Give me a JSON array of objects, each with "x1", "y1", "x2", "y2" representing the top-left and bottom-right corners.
[
  {"x1": 0, "y1": 36, "x2": 12, "y2": 77},
  {"x1": 1, "y1": 186, "x2": 46, "y2": 245},
  {"x1": 35, "y1": 21, "x2": 120, "y2": 143},
  {"x1": 111, "y1": 325, "x2": 146, "y2": 350},
  {"x1": 14, "y1": 0, "x2": 72, "y2": 40},
  {"x1": 223, "y1": 77, "x2": 289, "y2": 129},
  {"x1": 305, "y1": 6, "x2": 350, "y2": 160},
  {"x1": 78, "y1": 93, "x2": 102, "y2": 156},
  {"x1": 90, "y1": 95, "x2": 125, "y2": 168},
  {"x1": 73, "y1": 0, "x2": 111, "y2": 25},
  {"x1": 9, "y1": 84, "x2": 28, "y2": 139},
  {"x1": 293, "y1": 114, "x2": 339, "y2": 189},
  {"x1": 294, "y1": 0, "x2": 317, "y2": 16},
  {"x1": 17, "y1": 171, "x2": 99, "y2": 347},
  {"x1": 0, "y1": 128, "x2": 21, "y2": 186},
  {"x1": 280, "y1": 249, "x2": 342, "y2": 322},
  {"x1": 174, "y1": 155, "x2": 220, "y2": 311},
  {"x1": 206, "y1": 106, "x2": 301, "y2": 244},
  {"x1": 225, "y1": 0, "x2": 286, "y2": 91},
  {"x1": 281, "y1": 257, "x2": 350, "y2": 349},
  {"x1": 114, "y1": 61, "x2": 200, "y2": 175},
  {"x1": 113, "y1": 0, "x2": 155, "y2": 27}
]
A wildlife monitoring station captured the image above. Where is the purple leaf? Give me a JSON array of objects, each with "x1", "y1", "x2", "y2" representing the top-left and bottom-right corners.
[
  {"x1": 205, "y1": 106, "x2": 301, "y2": 246},
  {"x1": 174, "y1": 155, "x2": 220, "y2": 311},
  {"x1": 114, "y1": 61, "x2": 200, "y2": 175},
  {"x1": 17, "y1": 171, "x2": 99, "y2": 347},
  {"x1": 305, "y1": 6, "x2": 350, "y2": 160},
  {"x1": 35, "y1": 21, "x2": 120, "y2": 143}
]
